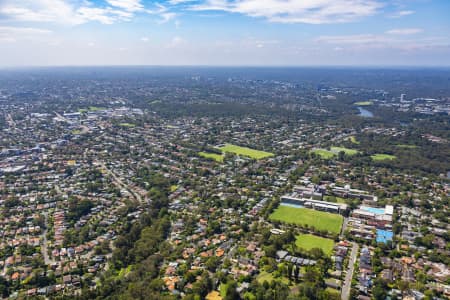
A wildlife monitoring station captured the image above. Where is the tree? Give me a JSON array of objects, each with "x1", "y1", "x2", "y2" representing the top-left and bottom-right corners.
[
  {"x1": 0, "y1": 276, "x2": 9, "y2": 298},
  {"x1": 287, "y1": 263, "x2": 293, "y2": 279},
  {"x1": 206, "y1": 256, "x2": 220, "y2": 272},
  {"x1": 398, "y1": 280, "x2": 409, "y2": 297},
  {"x1": 225, "y1": 281, "x2": 240, "y2": 300},
  {"x1": 294, "y1": 265, "x2": 300, "y2": 282},
  {"x1": 372, "y1": 279, "x2": 388, "y2": 300}
]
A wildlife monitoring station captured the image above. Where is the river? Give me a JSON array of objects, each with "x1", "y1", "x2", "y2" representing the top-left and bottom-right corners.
[{"x1": 357, "y1": 107, "x2": 374, "y2": 118}]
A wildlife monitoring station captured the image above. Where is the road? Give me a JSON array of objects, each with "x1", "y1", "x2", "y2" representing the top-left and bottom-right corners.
[
  {"x1": 40, "y1": 211, "x2": 55, "y2": 265},
  {"x1": 95, "y1": 161, "x2": 144, "y2": 203},
  {"x1": 54, "y1": 111, "x2": 68, "y2": 122},
  {"x1": 341, "y1": 242, "x2": 358, "y2": 300},
  {"x1": 6, "y1": 113, "x2": 16, "y2": 128}
]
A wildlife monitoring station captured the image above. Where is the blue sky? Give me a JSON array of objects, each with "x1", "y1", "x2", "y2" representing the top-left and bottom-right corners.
[{"x1": 0, "y1": 0, "x2": 449, "y2": 66}]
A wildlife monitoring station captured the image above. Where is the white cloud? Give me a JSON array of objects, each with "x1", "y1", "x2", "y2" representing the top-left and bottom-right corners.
[
  {"x1": 167, "y1": 36, "x2": 185, "y2": 48},
  {"x1": 315, "y1": 33, "x2": 449, "y2": 52},
  {"x1": 145, "y1": 3, "x2": 168, "y2": 14},
  {"x1": 168, "y1": 0, "x2": 197, "y2": 4},
  {"x1": 158, "y1": 12, "x2": 178, "y2": 24},
  {"x1": 140, "y1": 37, "x2": 149, "y2": 42},
  {"x1": 386, "y1": 28, "x2": 423, "y2": 35},
  {"x1": 106, "y1": 0, "x2": 143, "y2": 12},
  {"x1": 76, "y1": 7, "x2": 117, "y2": 25},
  {"x1": 0, "y1": 26, "x2": 52, "y2": 43},
  {"x1": 0, "y1": 0, "x2": 141, "y2": 25},
  {"x1": 145, "y1": 4, "x2": 178, "y2": 24},
  {"x1": 390, "y1": 10, "x2": 415, "y2": 18},
  {"x1": 191, "y1": 0, "x2": 383, "y2": 24},
  {"x1": 0, "y1": 0, "x2": 83, "y2": 25},
  {"x1": 316, "y1": 34, "x2": 388, "y2": 45},
  {"x1": 0, "y1": 26, "x2": 52, "y2": 35}
]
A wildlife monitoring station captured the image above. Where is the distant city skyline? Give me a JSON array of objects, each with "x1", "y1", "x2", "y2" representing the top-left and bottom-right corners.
[{"x1": 0, "y1": 0, "x2": 449, "y2": 66}]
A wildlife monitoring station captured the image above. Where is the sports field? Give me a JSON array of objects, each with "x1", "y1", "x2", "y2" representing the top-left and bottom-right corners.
[
  {"x1": 218, "y1": 144, "x2": 274, "y2": 159},
  {"x1": 311, "y1": 148, "x2": 335, "y2": 159},
  {"x1": 199, "y1": 152, "x2": 224, "y2": 162},
  {"x1": 330, "y1": 146, "x2": 359, "y2": 156},
  {"x1": 354, "y1": 101, "x2": 373, "y2": 106},
  {"x1": 89, "y1": 106, "x2": 106, "y2": 111},
  {"x1": 119, "y1": 123, "x2": 135, "y2": 127},
  {"x1": 371, "y1": 154, "x2": 396, "y2": 161},
  {"x1": 269, "y1": 206, "x2": 343, "y2": 234},
  {"x1": 295, "y1": 234, "x2": 334, "y2": 255}
]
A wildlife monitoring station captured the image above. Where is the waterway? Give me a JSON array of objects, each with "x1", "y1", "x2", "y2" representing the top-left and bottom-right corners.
[{"x1": 357, "y1": 107, "x2": 374, "y2": 118}]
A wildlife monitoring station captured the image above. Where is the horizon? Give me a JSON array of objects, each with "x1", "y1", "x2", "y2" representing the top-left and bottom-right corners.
[{"x1": 2, "y1": 64, "x2": 450, "y2": 70}]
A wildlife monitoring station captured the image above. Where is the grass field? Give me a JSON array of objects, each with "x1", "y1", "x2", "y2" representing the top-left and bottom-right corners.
[
  {"x1": 269, "y1": 206, "x2": 343, "y2": 234},
  {"x1": 325, "y1": 287, "x2": 341, "y2": 296},
  {"x1": 371, "y1": 154, "x2": 397, "y2": 161},
  {"x1": 330, "y1": 146, "x2": 359, "y2": 156},
  {"x1": 218, "y1": 143, "x2": 274, "y2": 159},
  {"x1": 257, "y1": 271, "x2": 274, "y2": 284},
  {"x1": 295, "y1": 234, "x2": 335, "y2": 255},
  {"x1": 199, "y1": 152, "x2": 224, "y2": 162},
  {"x1": 257, "y1": 271, "x2": 289, "y2": 285},
  {"x1": 219, "y1": 284, "x2": 228, "y2": 298},
  {"x1": 396, "y1": 144, "x2": 418, "y2": 149},
  {"x1": 311, "y1": 148, "x2": 335, "y2": 159},
  {"x1": 354, "y1": 101, "x2": 373, "y2": 106},
  {"x1": 336, "y1": 197, "x2": 346, "y2": 204},
  {"x1": 88, "y1": 106, "x2": 106, "y2": 111},
  {"x1": 119, "y1": 123, "x2": 135, "y2": 127},
  {"x1": 78, "y1": 106, "x2": 106, "y2": 113},
  {"x1": 324, "y1": 195, "x2": 347, "y2": 204},
  {"x1": 349, "y1": 136, "x2": 360, "y2": 144}
]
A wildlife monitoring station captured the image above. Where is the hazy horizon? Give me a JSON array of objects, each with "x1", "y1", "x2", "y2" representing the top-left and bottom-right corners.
[{"x1": 2, "y1": 64, "x2": 450, "y2": 69}]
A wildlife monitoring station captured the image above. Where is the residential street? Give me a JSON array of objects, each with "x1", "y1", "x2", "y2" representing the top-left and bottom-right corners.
[{"x1": 341, "y1": 242, "x2": 358, "y2": 300}]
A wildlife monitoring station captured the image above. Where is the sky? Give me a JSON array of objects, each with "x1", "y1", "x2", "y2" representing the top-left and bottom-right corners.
[{"x1": 0, "y1": 0, "x2": 449, "y2": 66}]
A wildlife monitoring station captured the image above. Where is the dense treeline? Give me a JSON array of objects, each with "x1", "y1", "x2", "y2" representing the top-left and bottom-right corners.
[
  {"x1": 348, "y1": 132, "x2": 450, "y2": 174},
  {"x1": 66, "y1": 197, "x2": 94, "y2": 223},
  {"x1": 79, "y1": 170, "x2": 175, "y2": 300},
  {"x1": 149, "y1": 102, "x2": 300, "y2": 119}
]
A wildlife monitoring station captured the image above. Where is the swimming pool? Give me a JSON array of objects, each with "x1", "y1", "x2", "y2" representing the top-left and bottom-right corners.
[
  {"x1": 376, "y1": 229, "x2": 393, "y2": 243},
  {"x1": 360, "y1": 206, "x2": 385, "y2": 215}
]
